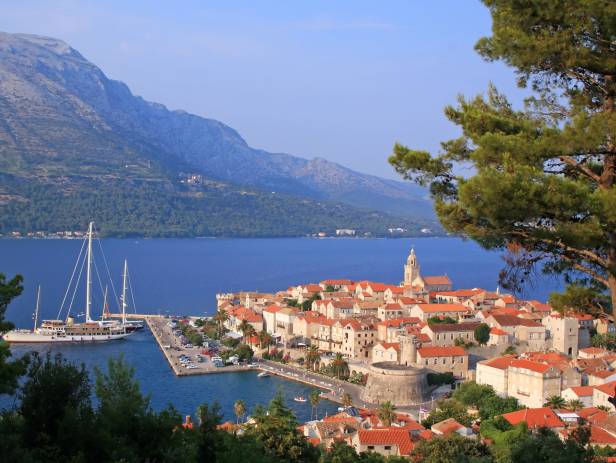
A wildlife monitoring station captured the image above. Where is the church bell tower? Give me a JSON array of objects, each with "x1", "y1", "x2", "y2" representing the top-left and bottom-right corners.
[{"x1": 404, "y1": 247, "x2": 420, "y2": 286}]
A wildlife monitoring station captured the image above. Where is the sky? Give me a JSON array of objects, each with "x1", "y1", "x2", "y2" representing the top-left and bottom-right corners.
[{"x1": 1, "y1": 0, "x2": 528, "y2": 179}]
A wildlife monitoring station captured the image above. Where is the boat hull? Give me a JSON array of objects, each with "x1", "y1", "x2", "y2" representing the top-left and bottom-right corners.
[{"x1": 2, "y1": 330, "x2": 131, "y2": 343}]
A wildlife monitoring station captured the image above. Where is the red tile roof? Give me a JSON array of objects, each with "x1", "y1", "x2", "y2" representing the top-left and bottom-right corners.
[
  {"x1": 423, "y1": 275, "x2": 452, "y2": 285},
  {"x1": 481, "y1": 356, "x2": 516, "y2": 371},
  {"x1": 490, "y1": 314, "x2": 543, "y2": 327},
  {"x1": 376, "y1": 342, "x2": 401, "y2": 352},
  {"x1": 580, "y1": 347, "x2": 610, "y2": 355},
  {"x1": 501, "y1": 408, "x2": 564, "y2": 428},
  {"x1": 509, "y1": 359, "x2": 552, "y2": 374},
  {"x1": 590, "y1": 369, "x2": 616, "y2": 379},
  {"x1": 490, "y1": 327, "x2": 508, "y2": 336},
  {"x1": 263, "y1": 305, "x2": 283, "y2": 313},
  {"x1": 356, "y1": 429, "x2": 414, "y2": 455},
  {"x1": 577, "y1": 407, "x2": 609, "y2": 425},
  {"x1": 431, "y1": 418, "x2": 465, "y2": 435},
  {"x1": 595, "y1": 380, "x2": 616, "y2": 395},
  {"x1": 418, "y1": 346, "x2": 466, "y2": 358},
  {"x1": 568, "y1": 386, "x2": 595, "y2": 397}
]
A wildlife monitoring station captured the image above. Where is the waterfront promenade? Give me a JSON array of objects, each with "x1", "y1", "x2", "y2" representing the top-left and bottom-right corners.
[{"x1": 144, "y1": 315, "x2": 440, "y2": 417}]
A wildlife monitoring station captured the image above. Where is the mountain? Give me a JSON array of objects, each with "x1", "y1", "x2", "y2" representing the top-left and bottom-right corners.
[{"x1": 0, "y1": 32, "x2": 436, "y2": 237}]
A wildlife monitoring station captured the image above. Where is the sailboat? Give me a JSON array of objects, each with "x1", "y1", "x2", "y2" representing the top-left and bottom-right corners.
[
  {"x1": 3, "y1": 222, "x2": 131, "y2": 343},
  {"x1": 117, "y1": 259, "x2": 144, "y2": 333}
]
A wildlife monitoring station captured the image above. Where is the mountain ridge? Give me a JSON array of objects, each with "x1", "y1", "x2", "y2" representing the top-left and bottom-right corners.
[{"x1": 0, "y1": 32, "x2": 436, "y2": 237}]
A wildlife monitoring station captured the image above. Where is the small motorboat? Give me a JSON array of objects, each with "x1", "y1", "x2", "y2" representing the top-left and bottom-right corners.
[
  {"x1": 257, "y1": 371, "x2": 270, "y2": 378},
  {"x1": 294, "y1": 396, "x2": 307, "y2": 403}
]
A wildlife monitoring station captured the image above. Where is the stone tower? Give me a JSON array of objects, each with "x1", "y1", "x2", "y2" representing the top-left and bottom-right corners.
[
  {"x1": 399, "y1": 333, "x2": 417, "y2": 367},
  {"x1": 404, "y1": 247, "x2": 421, "y2": 286}
]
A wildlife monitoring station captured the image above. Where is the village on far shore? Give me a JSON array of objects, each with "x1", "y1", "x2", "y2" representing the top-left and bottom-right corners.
[{"x1": 205, "y1": 247, "x2": 616, "y2": 459}]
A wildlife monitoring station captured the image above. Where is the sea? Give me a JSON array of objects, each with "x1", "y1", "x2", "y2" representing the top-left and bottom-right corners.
[{"x1": 1, "y1": 237, "x2": 562, "y2": 420}]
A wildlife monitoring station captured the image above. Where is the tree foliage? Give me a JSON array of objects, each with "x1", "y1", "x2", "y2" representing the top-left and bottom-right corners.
[
  {"x1": 474, "y1": 323, "x2": 491, "y2": 345},
  {"x1": 410, "y1": 433, "x2": 493, "y2": 463},
  {"x1": 0, "y1": 273, "x2": 28, "y2": 396},
  {"x1": 389, "y1": 0, "x2": 616, "y2": 317}
]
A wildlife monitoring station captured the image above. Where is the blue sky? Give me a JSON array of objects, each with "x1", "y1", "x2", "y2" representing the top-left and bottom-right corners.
[{"x1": 1, "y1": 0, "x2": 527, "y2": 179}]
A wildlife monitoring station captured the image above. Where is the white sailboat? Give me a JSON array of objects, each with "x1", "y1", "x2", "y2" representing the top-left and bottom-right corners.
[
  {"x1": 117, "y1": 259, "x2": 144, "y2": 333},
  {"x1": 3, "y1": 222, "x2": 131, "y2": 343}
]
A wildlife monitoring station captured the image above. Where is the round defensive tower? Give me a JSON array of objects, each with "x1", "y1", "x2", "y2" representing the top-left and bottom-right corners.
[{"x1": 361, "y1": 361, "x2": 430, "y2": 406}]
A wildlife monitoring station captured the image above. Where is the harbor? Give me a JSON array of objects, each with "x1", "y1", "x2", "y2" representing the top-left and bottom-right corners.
[{"x1": 146, "y1": 316, "x2": 258, "y2": 376}]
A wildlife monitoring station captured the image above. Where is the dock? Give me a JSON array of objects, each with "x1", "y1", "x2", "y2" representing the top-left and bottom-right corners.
[{"x1": 146, "y1": 316, "x2": 257, "y2": 376}]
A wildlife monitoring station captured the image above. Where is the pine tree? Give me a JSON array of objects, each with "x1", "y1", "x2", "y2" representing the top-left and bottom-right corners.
[{"x1": 389, "y1": 0, "x2": 616, "y2": 318}]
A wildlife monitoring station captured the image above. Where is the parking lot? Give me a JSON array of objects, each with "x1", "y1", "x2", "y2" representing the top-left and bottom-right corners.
[{"x1": 147, "y1": 317, "x2": 257, "y2": 376}]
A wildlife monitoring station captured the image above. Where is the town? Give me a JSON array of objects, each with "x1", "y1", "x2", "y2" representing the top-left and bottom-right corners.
[{"x1": 175, "y1": 247, "x2": 616, "y2": 459}]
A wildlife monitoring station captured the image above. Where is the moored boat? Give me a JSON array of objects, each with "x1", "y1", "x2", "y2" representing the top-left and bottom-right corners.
[{"x1": 2, "y1": 222, "x2": 132, "y2": 344}]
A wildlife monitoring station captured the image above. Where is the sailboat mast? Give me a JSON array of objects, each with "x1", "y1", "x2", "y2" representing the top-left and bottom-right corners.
[
  {"x1": 33, "y1": 285, "x2": 41, "y2": 331},
  {"x1": 121, "y1": 259, "x2": 128, "y2": 326},
  {"x1": 102, "y1": 285, "x2": 108, "y2": 320},
  {"x1": 85, "y1": 221, "x2": 94, "y2": 323}
]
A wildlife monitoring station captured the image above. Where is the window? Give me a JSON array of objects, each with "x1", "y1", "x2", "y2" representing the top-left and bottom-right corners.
[
  {"x1": 384, "y1": 446, "x2": 392, "y2": 450},
  {"x1": 367, "y1": 446, "x2": 375, "y2": 450}
]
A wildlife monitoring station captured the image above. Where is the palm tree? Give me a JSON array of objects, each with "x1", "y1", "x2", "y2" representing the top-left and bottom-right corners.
[
  {"x1": 342, "y1": 392, "x2": 353, "y2": 408},
  {"x1": 377, "y1": 401, "x2": 396, "y2": 427},
  {"x1": 238, "y1": 319, "x2": 251, "y2": 342},
  {"x1": 566, "y1": 399, "x2": 584, "y2": 411},
  {"x1": 309, "y1": 389, "x2": 321, "y2": 421},
  {"x1": 331, "y1": 353, "x2": 349, "y2": 380},
  {"x1": 306, "y1": 345, "x2": 321, "y2": 371},
  {"x1": 544, "y1": 395, "x2": 566, "y2": 409},
  {"x1": 234, "y1": 399, "x2": 246, "y2": 425},
  {"x1": 213, "y1": 309, "x2": 229, "y2": 339},
  {"x1": 258, "y1": 331, "x2": 273, "y2": 349}
]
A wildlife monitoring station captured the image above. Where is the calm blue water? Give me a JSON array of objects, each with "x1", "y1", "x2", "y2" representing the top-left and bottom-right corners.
[{"x1": 0, "y1": 237, "x2": 562, "y2": 419}]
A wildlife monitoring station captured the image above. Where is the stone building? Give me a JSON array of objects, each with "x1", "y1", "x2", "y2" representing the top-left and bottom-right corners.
[
  {"x1": 421, "y1": 323, "x2": 481, "y2": 346},
  {"x1": 542, "y1": 314, "x2": 579, "y2": 357},
  {"x1": 506, "y1": 359, "x2": 562, "y2": 408},
  {"x1": 416, "y1": 346, "x2": 469, "y2": 378}
]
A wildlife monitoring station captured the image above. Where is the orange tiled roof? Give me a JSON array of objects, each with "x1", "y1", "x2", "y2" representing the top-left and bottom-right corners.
[
  {"x1": 356, "y1": 428, "x2": 414, "y2": 455},
  {"x1": 423, "y1": 275, "x2": 452, "y2": 285},
  {"x1": 490, "y1": 327, "x2": 508, "y2": 336},
  {"x1": 431, "y1": 418, "x2": 465, "y2": 435},
  {"x1": 580, "y1": 347, "x2": 610, "y2": 355},
  {"x1": 590, "y1": 369, "x2": 616, "y2": 379},
  {"x1": 482, "y1": 356, "x2": 516, "y2": 370},
  {"x1": 501, "y1": 408, "x2": 564, "y2": 428},
  {"x1": 263, "y1": 304, "x2": 283, "y2": 313},
  {"x1": 376, "y1": 342, "x2": 400, "y2": 352},
  {"x1": 595, "y1": 380, "x2": 616, "y2": 395},
  {"x1": 577, "y1": 407, "x2": 609, "y2": 425},
  {"x1": 509, "y1": 359, "x2": 552, "y2": 374},
  {"x1": 490, "y1": 314, "x2": 543, "y2": 327},
  {"x1": 568, "y1": 386, "x2": 595, "y2": 397}
]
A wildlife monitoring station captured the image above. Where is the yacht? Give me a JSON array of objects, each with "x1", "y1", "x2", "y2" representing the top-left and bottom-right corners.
[{"x1": 3, "y1": 222, "x2": 131, "y2": 343}]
